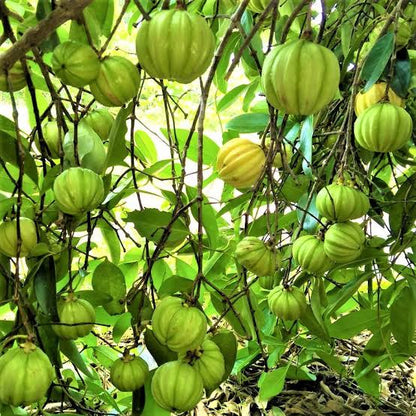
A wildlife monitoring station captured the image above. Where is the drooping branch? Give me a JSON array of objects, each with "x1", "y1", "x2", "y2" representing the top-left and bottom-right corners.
[{"x1": 0, "y1": 0, "x2": 94, "y2": 71}]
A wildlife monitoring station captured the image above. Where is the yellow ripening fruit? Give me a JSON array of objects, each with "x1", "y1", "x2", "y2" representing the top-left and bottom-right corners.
[
  {"x1": 354, "y1": 82, "x2": 404, "y2": 116},
  {"x1": 216, "y1": 138, "x2": 266, "y2": 189}
]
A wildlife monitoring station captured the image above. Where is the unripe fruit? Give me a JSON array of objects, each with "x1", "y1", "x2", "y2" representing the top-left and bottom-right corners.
[
  {"x1": 354, "y1": 82, "x2": 404, "y2": 116},
  {"x1": 35, "y1": 121, "x2": 62, "y2": 158},
  {"x1": 292, "y1": 235, "x2": 333, "y2": 275},
  {"x1": 151, "y1": 361, "x2": 204, "y2": 412},
  {"x1": 136, "y1": 10, "x2": 215, "y2": 84},
  {"x1": 0, "y1": 217, "x2": 37, "y2": 258},
  {"x1": 90, "y1": 56, "x2": 140, "y2": 107},
  {"x1": 53, "y1": 167, "x2": 105, "y2": 216},
  {"x1": 268, "y1": 285, "x2": 307, "y2": 320},
  {"x1": 324, "y1": 221, "x2": 365, "y2": 263},
  {"x1": 0, "y1": 341, "x2": 54, "y2": 406},
  {"x1": 272, "y1": 145, "x2": 293, "y2": 169},
  {"x1": 179, "y1": 339, "x2": 225, "y2": 390},
  {"x1": 84, "y1": 109, "x2": 114, "y2": 141},
  {"x1": 52, "y1": 41, "x2": 100, "y2": 88},
  {"x1": 258, "y1": 274, "x2": 281, "y2": 290},
  {"x1": 316, "y1": 183, "x2": 370, "y2": 222},
  {"x1": 235, "y1": 237, "x2": 280, "y2": 277},
  {"x1": 216, "y1": 138, "x2": 266, "y2": 188},
  {"x1": 262, "y1": 39, "x2": 340, "y2": 115},
  {"x1": 354, "y1": 103, "x2": 412, "y2": 153},
  {"x1": 0, "y1": 61, "x2": 26, "y2": 92},
  {"x1": 152, "y1": 296, "x2": 207, "y2": 353},
  {"x1": 53, "y1": 294, "x2": 95, "y2": 340},
  {"x1": 110, "y1": 354, "x2": 149, "y2": 391}
]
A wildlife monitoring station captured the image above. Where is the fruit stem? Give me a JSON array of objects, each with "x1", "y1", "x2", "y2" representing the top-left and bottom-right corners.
[{"x1": 175, "y1": 0, "x2": 186, "y2": 10}]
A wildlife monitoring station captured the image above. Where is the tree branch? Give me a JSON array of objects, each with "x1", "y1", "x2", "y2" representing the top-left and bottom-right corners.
[{"x1": 0, "y1": 0, "x2": 94, "y2": 71}]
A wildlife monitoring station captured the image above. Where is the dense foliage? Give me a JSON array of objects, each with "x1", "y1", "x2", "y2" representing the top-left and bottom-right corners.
[{"x1": 0, "y1": 0, "x2": 415, "y2": 414}]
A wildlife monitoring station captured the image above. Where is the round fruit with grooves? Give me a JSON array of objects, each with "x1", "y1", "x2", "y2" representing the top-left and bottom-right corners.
[
  {"x1": 354, "y1": 103, "x2": 412, "y2": 153},
  {"x1": 52, "y1": 41, "x2": 100, "y2": 88},
  {"x1": 151, "y1": 361, "x2": 204, "y2": 412},
  {"x1": 216, "y1": 138, "x2": 266, "y2": 188},
  {"x1": 268, "y1": 286, "x2": 307, "y2": 321},
  {"x1": 90, "y1": 56, "x2": 140, "y2": 107},
  {"x1": 35, "y1": 121, "x2": 62, "y2": 158},
  {"x1": 179, "y1": 339, "x2": 225, "y2": 390},
  {"x1": 259, "y1": 273, "x2": 281, "y2": 290},
  {"x1": 316, "y1": 183, "x2": 370, "y2": 222},
  {"x1": 0, "y1": 61, "x2": 26, "y2": 92},
  {"x1": 261, "y1": 39, "x2": 340, "y2": 115},
  {"x1": 84, "y1": 109, "x2": 114, "y2": 141},
  {"x1": 53, "y1": 294, "x2": 95, "y2": 340},
  {"x1": 0, "y1": 217, "x2": 37, "y2": 258},
  {"x1": 53, "y1": 167, "x2": 105, "y2": 216},
  {"x1": 136, "y1": 10, "x2": 215, "y2": 84},
  {"x1": 235, "y1": 237, "x2": 279, "y2": 277},
  {"x1": 110, "y1": 353, "x2": 149, "y2": 391},
  {"x1": 152, "y1": 296, "x2": 207, "y2": 353},
  {"x1": 355, "y1": 82, "x2": 404, "y2": 116},
  {"x1": 0, "y1": 341, "x2": 54, "y2": 406},
  {"x1": 272, "y1": 145, "x2": 293, "y2": 168},
  {"x1": 324, "y1": 222, "x2": 365, "y2": 263},
  {"x1": 292, "y1": 235, "x2": 333, "y2": 275}
]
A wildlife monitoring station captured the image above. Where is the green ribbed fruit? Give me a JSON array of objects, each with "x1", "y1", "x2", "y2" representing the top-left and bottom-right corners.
[
  {"x1": 84, "y1": 109, "x2": 114, "y2": 141},
  {"x1": 292, "y1": 235, "x2": 333, "y2": 275},
  {"x1": 0, "y1": 218, "x2": 37, "y2": 258},
  {"x1": 152, "y1": 297, "x2": 207, "y2": 353},
  {"x1": 53, "y1": 167, "x2": 105, "y2": 216},
  {"x1": 258, "y1": 274, "x2": 281, "y2": 290},
  {"x1": 235, "y1": 237, "x2": 279, "y2": 277},
  {"x1": 151, "y1": 361, "x2": 204, "y2": 412},
  {"x1": 316, "y1": 184, "x2": 370, "y2": 222},
  {"x1": 136, "y1": 9, "x2": 215, "y2": 84},
  {"x1": 216, "y1": 138, "x2": 266, "y2": 189},
  {"x1": 53, "y1": 294, "x2": 95, "y2": 340},
  {"x1": 261, "y1": 39, "x2": 340, "y2": 115},
  {"x1": 110, "y1": 354, "x2": 149, "y2": 391},
  {"x1": 0, "y1": 341, "x2": 54, "y2": 406},
  {"x1": 90, "y1": 56, "x2": 140, "y2": 107},
  {"x1": 35, "y1": 121, "x2": 62, "y2": 159},
  {"x1": 179, "y1": 339, "x2": 225, "y2": 390},
  {"x1": 268, "y1": 286, "x2": 307, "y2": 320},
  {"x1": 354, "y1": 103, "x2": 412, "y2": 153},
  {"x1": 52, "y1": 41, "x2": 100, "y2": 88},
  {"x1": 324, "y1": 222, "x2": 365, "y2": 263},
  {"x1": 0, "y1": 61, "x2": 26, "y2": 92}
]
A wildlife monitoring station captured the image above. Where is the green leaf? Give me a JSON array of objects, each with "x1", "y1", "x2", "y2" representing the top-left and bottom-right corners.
[
  {"x1": 300, "y1": 306, "x2": 330, "y2": 342},
  {"x1": 297, "y1": 193, "x2": 318, "y2": 233},
  {"x1": 258, "y1": 367, "x2": 288, "y2": 401},
  {"x1": 211, "y1": 330, "x2": 237, "y2": 382},
  {"x1": 225, "y1": 113, "x2": 269, "y2": 133},
  {"x1": 143, "y1": 329, "x2": 177, "y2": 366},
  {"x1": 60, "y1": 340, "x2": 95, "y2": 378},
  {"x1": 390, "y1": 286, "x2": 416, "y2": 351},
  {"x1": 354, "y1": 357, "x2": 380, "y2": 397},
  {"x1": 158, "y1": 275, "x2": 193, "y2": 297},
  {"x1": 112, "y1": 312, "x2": 132, "y2": 343},
  {"x1": 98, "y1": 220, "x2": 120, "y2": 265},
  {"x1": 125, "y1": 208, "x2": 189, "y2": 248},
  {"x1": 160, "y1": 128, "x2": 219, "y2": 166},
  {"x1": 391, "y1": 56, "x2": 411, "y2": 98},
  {"x1": 103, "y1": 104, "x2": 131, "y2": 169},
  {"x1": 135, "y1": 130, "x2": 158, "y2": 165},
  {"x1": 92, "y1": 260, "x2": 126, "y2": 315},
  {"x1": 329, "y1": 309, "x2": 389, "y2": 339},
  {"x1": 0, "y1": 131, "x2": 38, "y2": 185},
  {"x1": 361, "y1": 33, "x2": 394, "y2": 91},
  {"x1": 217, "y1": 84, "x2": 248, "y2": 112},
  {"x1": 298, "y1": 115, "x2": 313, "y2": 177}
]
